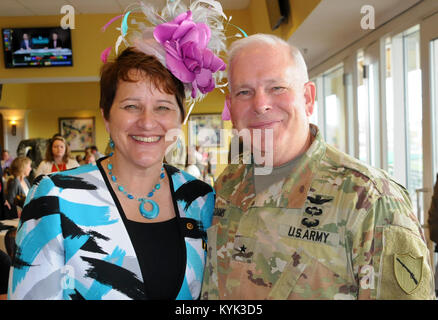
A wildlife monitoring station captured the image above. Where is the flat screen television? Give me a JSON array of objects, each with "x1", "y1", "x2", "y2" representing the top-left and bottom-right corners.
[{"x1": 2, "y1": 27, "x2": 73, "y2": 68}]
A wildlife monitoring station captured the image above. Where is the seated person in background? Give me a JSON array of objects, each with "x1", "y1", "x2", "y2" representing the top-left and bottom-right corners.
[
  {"x1": 90, "y1": 146, "x2": 104, "y2": 160},
  {"x1": 20, "y1": 33, "x2": 32, "y2": 50},
  {"x1": 48, "y1": 32, "x2": 63, "y2": 49},
  {"x1": 6, "y1": 156, "x2": 32, "y2": 218},
  {"x1": 1, "y1": 150, "x2": 14, "y2": 172},
  {"x1": 76, "y1": 154, "x2": 84, "y2": 165},
  {"x1": 35, "y1": 135, "x2": 79, "y2": 178},
  {"x1": 83, "y1": 153, "x2": 96, "y2": 165},
  {"x1": 0, "y1": 250, "x2": 11, "y2": 300}
]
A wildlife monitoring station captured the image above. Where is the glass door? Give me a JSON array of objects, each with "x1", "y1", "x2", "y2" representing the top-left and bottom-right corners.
[{"x1": 420, "y1": 12, "x2": 438, "y2": 269}]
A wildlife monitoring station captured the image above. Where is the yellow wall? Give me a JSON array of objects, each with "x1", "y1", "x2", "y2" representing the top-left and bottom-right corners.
[
  {"x1": 0, "y1": 14, "x2": 120, "y2": 79},
  {"x1": 0, "y1": 1, "x2": 320, "y2": 176},
  {"x1": 248, "y1": 0, "x2": 321, "y2": 39}
]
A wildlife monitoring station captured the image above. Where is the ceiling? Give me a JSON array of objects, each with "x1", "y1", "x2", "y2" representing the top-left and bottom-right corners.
[
  {"x1": 289, "y1": 0, "x2": 423, "y2": 71},
  {"x1": 0, "y1": 0, "x2": 251, "y2": 16}
]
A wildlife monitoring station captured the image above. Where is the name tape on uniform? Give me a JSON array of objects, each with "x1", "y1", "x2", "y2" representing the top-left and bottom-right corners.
[{"x1": 279, "y1": 224, "x2": 339, "y2": 247}]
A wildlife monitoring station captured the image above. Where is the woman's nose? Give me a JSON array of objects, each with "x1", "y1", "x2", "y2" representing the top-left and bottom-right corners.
[{"x1": 137, "y1": 108, "x2": 158, "y2": 129}]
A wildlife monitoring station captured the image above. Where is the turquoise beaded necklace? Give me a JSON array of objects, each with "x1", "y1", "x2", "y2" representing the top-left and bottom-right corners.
[{"x1": 107, "y1": 158, "x2": 165, "y2": 219}]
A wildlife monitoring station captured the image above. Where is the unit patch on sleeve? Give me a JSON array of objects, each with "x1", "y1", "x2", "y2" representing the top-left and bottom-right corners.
[{"x1": 393, "y1": 253, "x2": 423, "y2": 294}]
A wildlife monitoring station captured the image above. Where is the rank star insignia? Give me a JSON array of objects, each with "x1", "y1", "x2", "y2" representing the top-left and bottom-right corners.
[
  {"x1": 393, "y1": 253, "x2": 423, "y2": 294},
  {"x1": 239, "y1": 245, "x2": 247, "y2": 253}
]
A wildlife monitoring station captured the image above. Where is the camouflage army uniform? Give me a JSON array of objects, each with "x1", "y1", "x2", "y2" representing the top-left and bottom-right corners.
[{"x1": 201, "y1": 125, "x2": 435, "y2": 300}]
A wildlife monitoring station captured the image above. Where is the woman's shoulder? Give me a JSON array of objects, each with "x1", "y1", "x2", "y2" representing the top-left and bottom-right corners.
[
  {"x1": 166, "y1": 164, "x2": 213, "y2": 191},
  {"x1": 6, "y1": 177, "x2": 19, "y2": 189},
  {"x1": 66, "y1": 158, "x2": 80, "y2": 167}
]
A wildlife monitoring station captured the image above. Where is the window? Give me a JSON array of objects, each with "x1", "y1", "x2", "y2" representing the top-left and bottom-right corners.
[
  {"x1": 385, "y1": 25, "x2": 423, "y2": 221},
  {"x1": 323, "y1": 66, "x2": 346, "y2": 152},
  {"x1": 431, "y1": 38, "x2": 438, "y2": 177}
]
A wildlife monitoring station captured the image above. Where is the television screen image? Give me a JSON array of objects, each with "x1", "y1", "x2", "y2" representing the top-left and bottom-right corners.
[{"x1": 2, "y1": 27, "x2": 73, "y2": 68}]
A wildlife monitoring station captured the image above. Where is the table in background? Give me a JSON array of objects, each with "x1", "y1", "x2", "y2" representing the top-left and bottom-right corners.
[{"x1": 0, "y1": 219, "x2": 19, "y2": 254}]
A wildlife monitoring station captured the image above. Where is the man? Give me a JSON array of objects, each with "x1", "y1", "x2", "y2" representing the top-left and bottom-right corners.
[
  {"x1": 201, "y1": 34, "x2": 435, "y2": 300},
  {"x1": 20, "y1": 33, "x2": 32, "y2": 50},
  {"x1": 48, "y1": 32, "x2": 63, "y2": 49},
  {"x1": 90, "y1": 145, "x2": 104, "y2": 160},
  {"x1": 1, "y1": 150, "x2": 14, "y2": 172}
]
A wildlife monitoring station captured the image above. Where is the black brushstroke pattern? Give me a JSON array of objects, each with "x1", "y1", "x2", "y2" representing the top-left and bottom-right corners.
[
  {"x1": 179, "y1": 217, "x2": 206, "y2": 240},
  {"x1": 69, "y1": 289, "x2": 85, "y2": 300},
  {"x1": 12, "y1": 248, "x2": 33, "y2": 270},
  {"x1": 80, "y1": 237, "x2": 108, "y2": 255},
  {"x1": 87, "y1": 230, "x2": 110, "y2": 241},
  {"x1": 31, "y1": 174, "x2": 46, "y2": 186},
  {"x1": 20, "y1": 196, "x2": 60, "y2": 227},
  {"x1": 60, "y1": 212, "x2": 87, "y2": 239},
  {"x1": 165, "y1": 164, "x2": 179, "y2": 176},
  {"x1": 60, "y1": 214, "x2": 108, "y2": 255},
  {"x1": 81, "y1": 256, "x2": 145, "y2": 300},
  {"x1": 50, "y1": 175, "x2": 98, "y2": 190},
  {"x1": 173, "y1": 180, "x2": 213, "y2": 211}
]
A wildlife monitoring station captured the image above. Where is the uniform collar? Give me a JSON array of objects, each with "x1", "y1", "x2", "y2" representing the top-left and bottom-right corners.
[{"x1": 227, "y1": 124, "x2": 326, "y2": 210}]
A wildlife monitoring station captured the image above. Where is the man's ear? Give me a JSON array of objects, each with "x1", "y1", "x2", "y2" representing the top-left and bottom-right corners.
[{"x1": 303, "y1": 81, "x2": 316, "y2": 117}]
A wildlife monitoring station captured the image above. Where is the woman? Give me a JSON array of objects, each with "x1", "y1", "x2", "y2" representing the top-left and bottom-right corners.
[
  {"x1": 8, "y1": 0, "x2": 226, "y2": 300},
  {"x1": 6, "y1": 156, "x2": 32, "y2": 218},
  {"x1": 34, "y1": 135, "x2": 79, "y2": 177}
]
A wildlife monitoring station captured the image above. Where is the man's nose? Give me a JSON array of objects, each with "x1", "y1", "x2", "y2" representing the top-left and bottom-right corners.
[{"x1": 252, "y1": 90, "x2": 272, "y2": 115}]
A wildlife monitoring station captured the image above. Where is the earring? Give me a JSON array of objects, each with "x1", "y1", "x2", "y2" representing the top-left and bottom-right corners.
[{"x1": 109, "y1": 137, "x2": 115, "y2": 156}]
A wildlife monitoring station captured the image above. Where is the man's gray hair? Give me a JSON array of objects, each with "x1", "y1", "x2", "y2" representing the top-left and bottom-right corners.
[{"x1": 227, "y1": 34, "x2": 309, "y2": 89}]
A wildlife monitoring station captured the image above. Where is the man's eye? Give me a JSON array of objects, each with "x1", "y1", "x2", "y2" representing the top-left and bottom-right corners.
[
  {"x1": 273, "y1": 86, "x2": 286, "y2": 92},
  {"x1": 236, "y1": 90, "x2": 250, "y2": 96}
]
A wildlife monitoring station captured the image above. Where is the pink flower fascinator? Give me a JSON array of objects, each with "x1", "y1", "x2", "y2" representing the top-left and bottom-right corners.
[{"x1": 101, "y1": 0, "x2": 230, "y2": 124}]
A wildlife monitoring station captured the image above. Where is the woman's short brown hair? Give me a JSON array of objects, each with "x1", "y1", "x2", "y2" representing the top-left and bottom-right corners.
[
  {"x1": 10, "y1": 156, "x2": 31, "y2": 177},
  {"x1": 45, "y1": 136, "x2": 71, "y2": 163},
  {"x1": 99, "y1": 47, "x2": 186, "y2": 120}
]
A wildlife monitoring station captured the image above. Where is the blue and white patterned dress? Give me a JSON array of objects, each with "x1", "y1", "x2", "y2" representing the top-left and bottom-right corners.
[{"x1": 8, "y1": 159, "x2": 215, "y2": 300}]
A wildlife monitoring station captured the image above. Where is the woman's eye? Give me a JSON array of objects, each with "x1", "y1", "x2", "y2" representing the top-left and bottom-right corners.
[
  {"x1": 157, "y1": 105, "x2": 171, "y2": 111},
  {"x1": 123, "y1": 104, "x2": 137, "y2": 110}
]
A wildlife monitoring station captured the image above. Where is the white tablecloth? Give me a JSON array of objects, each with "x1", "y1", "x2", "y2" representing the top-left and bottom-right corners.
[{"x1": 0, "y1": 219, "x2": 19, "y2": 254}]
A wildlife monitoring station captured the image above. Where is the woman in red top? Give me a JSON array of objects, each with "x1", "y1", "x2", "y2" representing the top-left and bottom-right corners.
[{"x1": 35, "y1": 136, "x2": 79, "y2": 178}]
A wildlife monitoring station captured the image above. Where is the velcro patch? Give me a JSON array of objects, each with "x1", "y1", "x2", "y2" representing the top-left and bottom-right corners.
[{"x1": 393, "y1": 253, "x2": 423, "y2": 294}]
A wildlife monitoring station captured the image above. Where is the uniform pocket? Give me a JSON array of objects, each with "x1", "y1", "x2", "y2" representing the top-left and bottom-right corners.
[{"x1": 268, "y1": 249, "x2": 356, "y2": 300}]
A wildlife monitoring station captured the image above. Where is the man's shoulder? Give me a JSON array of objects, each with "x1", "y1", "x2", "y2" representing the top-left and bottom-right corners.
[
  {"x1": 215, "y1": 163, "x2": 248, "y2": 196},
  {"x1": 321, "y1": 144, "x2": 407, "y2": 197}
]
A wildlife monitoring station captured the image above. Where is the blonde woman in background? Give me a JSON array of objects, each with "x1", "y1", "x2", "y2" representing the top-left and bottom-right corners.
[{"x1": 6, "y1": 156, "x2": 32, "y2": 218}]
